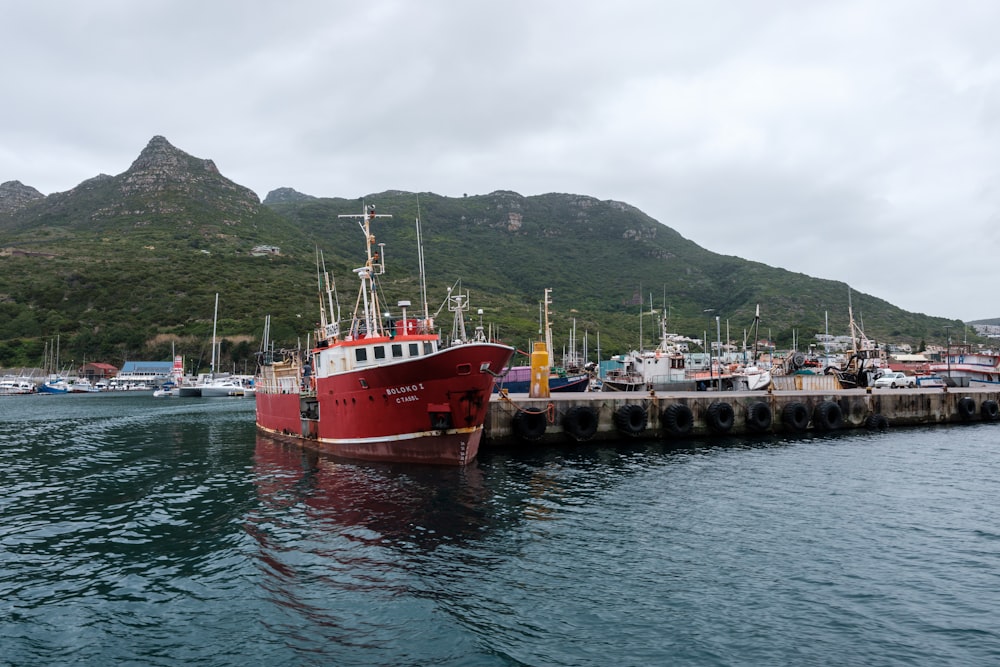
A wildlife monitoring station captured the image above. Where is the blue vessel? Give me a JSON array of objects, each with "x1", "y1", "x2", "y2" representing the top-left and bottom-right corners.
[{"x1": 492, "y1": 365, "x2": 590, "y2": 394}]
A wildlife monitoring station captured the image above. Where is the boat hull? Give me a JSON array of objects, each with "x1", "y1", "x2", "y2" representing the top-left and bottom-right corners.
[
  {"x1": 256, "y1": 414, "x2": 484, "y2": 466},
  {"x1": 602, "y1": 378, "x2": 646, "y2": 392},
  {"x1": 493, "y1": 370, "x2": 590, "y2": 394},
  {"x1": 200, "y1": 385, "x2": 245, "y2": 397},
  {"x1": 255, "y1": 342, "x2": 514, "y2": 466},
  {"x1": 0, "y1": 379, "x2": 37, "y2": 395}
]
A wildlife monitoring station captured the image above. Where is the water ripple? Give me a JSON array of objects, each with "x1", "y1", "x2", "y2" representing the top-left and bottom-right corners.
[{"x1": 4, "y1": 396, "x2": 1000, "y2": 665}]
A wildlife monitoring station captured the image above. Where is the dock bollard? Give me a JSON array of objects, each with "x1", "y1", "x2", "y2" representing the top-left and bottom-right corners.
[{"x1": 529, "y1": 341, "x2": 549, "y2": 398}]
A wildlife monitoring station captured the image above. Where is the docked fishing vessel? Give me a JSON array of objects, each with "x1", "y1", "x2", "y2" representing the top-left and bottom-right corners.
[
  {"x1": 823, "y1": 293, "x2": 885, "y2": 389},
  {"x1": 254, "y1": 204, "x2": 515, "y2": 466},
  {"x1": 929, "y1": 345, "x2": 1000, "y2": 388},
  {"x1": 603, "y1": 305, "x2": 695, "y2": 392},
  {"x1": 492, "y1": 364, "x2": 590, "y2": 393}
]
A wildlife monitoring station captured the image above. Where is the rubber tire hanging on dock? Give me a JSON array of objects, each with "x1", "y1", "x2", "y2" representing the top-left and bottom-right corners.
[
  {"x1": 562, "y1": 405, "x2": 599, "y2": 442},
  {"x1": 781, "y1": 402, "x2": 810, "y2": 432},
  {"x1": 512, "y1": 408, "x2": 547, "y2": 442},
  {"x1": 706, "y1": 401, "x2": 735, "y2": 433},
  {"x1": 661, "y1": 403, "x2": 694, "y2": 437},
  {"x1": 981, "y1": 399, "x2": 1000, "y2": 422},
  {"x1": 957, "y1": 397, "x2": 977, "y2": 421},
  {"x1": 614, "y1": 404, "x2": 648, "y2": 437},
  {"x1": 813, "y1": 401, "x2": 844, "y2": 431},
  {"x1": 745, "y1": 401, "x2": 773, "y2": 433},
  {"x1": 865, "y1": 413, "x2": 890, "y2": 431}
]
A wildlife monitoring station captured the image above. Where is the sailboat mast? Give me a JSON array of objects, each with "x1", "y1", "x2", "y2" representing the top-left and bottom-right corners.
[
  {"x1": 543, "y1": 288, "x2": 553, "y2": 360},
  {"x1": 210, "y1": 293, "x2": 219, "y2": 375},
  {"x1": 752, "y1": 304, "x2": 760, "y2": 361}
]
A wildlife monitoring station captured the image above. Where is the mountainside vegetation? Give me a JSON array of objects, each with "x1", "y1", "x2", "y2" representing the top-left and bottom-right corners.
[{"x1": 0, "y1": 136, "x2": 969, "y2": 372}]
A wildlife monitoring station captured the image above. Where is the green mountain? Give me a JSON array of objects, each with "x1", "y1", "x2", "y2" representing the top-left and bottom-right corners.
[{"x1": 0, "y1": 136, "x2": 966, "y2": 370}]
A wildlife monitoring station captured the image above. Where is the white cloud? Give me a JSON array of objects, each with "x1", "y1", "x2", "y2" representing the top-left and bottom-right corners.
[{"x1": 2, "y1": 0, "x2": 998, "y2": 320}]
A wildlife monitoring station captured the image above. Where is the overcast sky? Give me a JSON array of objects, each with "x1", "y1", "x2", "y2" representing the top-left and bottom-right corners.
[{"x1": 2, "y1": 1, "x2": 998, "y2": 322}]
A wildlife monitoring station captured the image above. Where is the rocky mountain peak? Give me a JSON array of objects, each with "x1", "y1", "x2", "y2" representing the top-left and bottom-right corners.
[
  {"x1": 89, "y1": 135, "x2": 262, "y2": 220},
  {"x1": 264, "y1": 187, "x2": 316, "y2": 204},
  {"x1": 123, "y1": 135, "x2": 226, "y2": 191},
  {"x1": 0, "y1": 180, "x2": 45, "y2": 214}
]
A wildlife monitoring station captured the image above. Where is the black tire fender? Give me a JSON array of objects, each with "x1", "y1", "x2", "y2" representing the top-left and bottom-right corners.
[
  {"x1": 813, "y1": 401, "x2": 844, "y2": 431},
  {"x1": 512, "y1": 408, "x2": 547, "y2": 442},
  {"x1": 706, "y1": 401, "x2": 735, "y2": 433},
  {"x1": 562, "y1": 405, "x2": 599, "y2": 441},
  {"x1": 782, "y1": 402, "x2": 810, "y2": 432},
  {"x1": 957, "y1": 396, "x2": 977, "y2": 421},
  {"x1": 865, "y1": 413, "x2": 890, "y2": 431},
  {"x1": 981, "y1": 399, "x2": 999, "y2": 422},
  {"x1": 661, "y1": 403, "x2": 694, "y2": 437},
  {"x1": 613, "y1": 404, "x2": 648, "y2": 436},
  {"x1": 746, "y1": 401, "x2": 773, "y2": 433}
]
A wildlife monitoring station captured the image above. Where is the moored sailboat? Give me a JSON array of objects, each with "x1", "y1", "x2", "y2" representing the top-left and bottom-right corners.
[{"x1": 733, "y1": 304, "x2": 772, "y2": 391}]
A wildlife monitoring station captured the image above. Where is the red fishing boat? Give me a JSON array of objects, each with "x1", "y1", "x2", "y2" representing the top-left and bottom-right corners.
[{"x1": 255, "y1": 204, "x2": 514, "y2": 466}]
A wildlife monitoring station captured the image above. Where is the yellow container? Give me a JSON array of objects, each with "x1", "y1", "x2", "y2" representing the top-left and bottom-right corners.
[{"x1": 530, "y1": 341, "x2": 550, "y2": 398}]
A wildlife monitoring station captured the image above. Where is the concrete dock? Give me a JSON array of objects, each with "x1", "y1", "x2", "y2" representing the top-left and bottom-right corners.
[{"x1": 483, "y1": 387, "x2": 1000, "y2": 446}]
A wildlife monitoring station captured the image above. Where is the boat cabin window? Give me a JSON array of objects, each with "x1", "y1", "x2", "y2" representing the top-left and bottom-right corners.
[
  {"x1": 355, "y1": 348, "x2": 368, "y2": 364},
  {"x1": 391, "y1": 344, "x2": 403, "y2": 358},
  {"x1": 409, "y1": 343, "x2": 420, "y2": 356},
  {"x1": 374, "y1": 346, "x2": 386, "y2": 360},
  {"x1": 423, "y1": 342, "x2": 434, "y2": 355}
]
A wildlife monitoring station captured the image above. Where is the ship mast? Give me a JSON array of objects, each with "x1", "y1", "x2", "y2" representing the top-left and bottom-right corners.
[
  {"x1": 339, "y1": 203, "x2": 391, "y2": 338},
  {"x1": 448, "y1": 282, "x2": 470, "y2": 343},
  {"x1": 416, "y1": 197, "x2": 430, "y2": 326},
  {"x1": 315, "y1": 248, "x2": 340, "y2": 342}
]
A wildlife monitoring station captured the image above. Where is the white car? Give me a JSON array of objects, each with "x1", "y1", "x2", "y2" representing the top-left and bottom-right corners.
[{"x1": 873, "y1": 371, "x2": 916, "y2": 388}]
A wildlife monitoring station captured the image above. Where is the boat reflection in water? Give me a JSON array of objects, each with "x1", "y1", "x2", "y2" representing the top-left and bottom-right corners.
[{"x1": 250, "y1": 434, "x2": 492, "y2": 553}]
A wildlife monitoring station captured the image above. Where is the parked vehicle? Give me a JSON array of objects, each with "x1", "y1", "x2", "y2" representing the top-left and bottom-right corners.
[{"x1": 873, "y1": 371, "x2": 916, "y2": 388}]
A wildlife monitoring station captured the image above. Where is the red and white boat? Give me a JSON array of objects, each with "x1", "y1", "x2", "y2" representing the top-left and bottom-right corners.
[
  {"x1": 254, "y1": 204, "x2": 514, "y2": 466},
  {"x1": 928, "y1": 345, "x2": 1000, "y2": 388}
]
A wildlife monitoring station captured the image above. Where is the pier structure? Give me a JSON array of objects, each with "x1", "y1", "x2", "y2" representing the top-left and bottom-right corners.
[{"x1": 484, "y1": 388, "x2": 1000, "y2": 446}]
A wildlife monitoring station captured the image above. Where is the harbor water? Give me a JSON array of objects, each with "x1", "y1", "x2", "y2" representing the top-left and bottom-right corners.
[{"x1": 2, "y1": 393, "x2": 1000, "y2": 666}]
